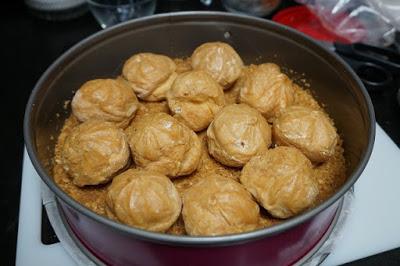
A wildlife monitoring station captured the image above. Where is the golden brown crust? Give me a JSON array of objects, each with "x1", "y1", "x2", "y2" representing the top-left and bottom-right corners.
[
  {"x1": 224, "y1": 83, "x2": 241, "y2": 105},
  {"x1": 61, "y1": 120, "x2": 130, "y2": 187},
  {"x1": 191, "y1": 42, "x2": 243, "y2": 89},
  {"x1": 273, "y1": 105, "x2": 338, "y2": 162},
  {"x1": 127, "y1": 112, "x2": 202, "y2": 177},
  {"x1": 174, "y1": 58, "x2": 192, "y2": 74},
  {"x1": 71, "y1": 78, "x2": 139, "y2": 128},
  {"x1": 207, "y1": 104, "x2": 272, "y2": 167},
  {"x1": 240, "y1": 146, "x2": 319, "y2": 219},
  {"x1": 54, "y1": 92, "x2": 346, "y2": 235},
  {"x1": 106, "y1": 169, "x2": 182, "y2": 232},
  {"x1": 53, "y1": 51, "x2": 347, "y2": 236},
  {"x1": 167, "y1": 70, "x2": 225, "y2": 131},
  {"x1": 122, "y1": 53, "x2": 177, "y2": 101},
  {"x1": 182, "y1": 175, "x2": 259, "y2": 236},
  {"x1": 237, "y1": 63, "x2": 294, "y2": 120}
]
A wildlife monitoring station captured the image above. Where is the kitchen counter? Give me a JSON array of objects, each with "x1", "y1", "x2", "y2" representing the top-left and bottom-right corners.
[{"x1": 2, "y1": 1, "x2": 400, "y2": 265}]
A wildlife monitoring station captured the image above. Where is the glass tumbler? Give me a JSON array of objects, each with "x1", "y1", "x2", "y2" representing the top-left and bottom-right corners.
[{"x1": 87, "y1": 0, "x2": 156, "y2": 29}]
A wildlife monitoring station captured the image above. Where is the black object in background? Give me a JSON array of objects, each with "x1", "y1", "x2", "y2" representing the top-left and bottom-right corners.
[{"x1": 41, "y1": 205, "x2": 59, "y2": 245}]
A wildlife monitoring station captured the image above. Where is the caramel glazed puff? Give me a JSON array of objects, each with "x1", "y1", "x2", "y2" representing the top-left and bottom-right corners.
[
  {"x1": 191, "y1": 42, "x2": 244, "y2": 89},
  {"x1": 236, "y1": 63, "x2": 295, "y2": 120},
  {"x1": 207, "y1": 104, "x2": 272, "y2": 167},
  {"x1": 61, "y1": 120, "x2": 130, "y2": 187},
  {"x1": 122, "y1": 53, "x2": 178, "y2": 101},
  {"x1": 240, "y1": 146, "x2": 319, "y2": 219},
  {"x1": 182, "y1": 175, "x2": 260, "y2": 236},
  {"x1": 71, "y1": 78, "x2": 139, "y2": 128},
  {"x1": 167, "y1": 70, "x2": 225, "y2": 132},
  {"x1": 127, "y1": 112, "x2": 202, "y2": 178},
  {"x1": 273, "y1": 105, "x2": 338, "y2": 163},
  {"x1": 106, "y1": 169, "x2": 182, "y2": 232}
]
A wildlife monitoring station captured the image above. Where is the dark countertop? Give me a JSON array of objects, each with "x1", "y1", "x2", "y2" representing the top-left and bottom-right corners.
[{"x1": 2, "y1": 1, "x2": 400, "y2": 265}]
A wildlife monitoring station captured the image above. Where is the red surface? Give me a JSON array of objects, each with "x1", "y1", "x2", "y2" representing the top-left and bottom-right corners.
[
  {"x1": 61, "y1": 200, "x2": 339, "y2": 266},
  {"x1": 272, "y1": 6, "x2": 356, "y2": 43}
]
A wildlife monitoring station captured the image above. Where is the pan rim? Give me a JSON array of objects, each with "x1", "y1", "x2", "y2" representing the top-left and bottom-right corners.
[{"x1": 23, "y1": 11, "x2": 375, "y2": 246}]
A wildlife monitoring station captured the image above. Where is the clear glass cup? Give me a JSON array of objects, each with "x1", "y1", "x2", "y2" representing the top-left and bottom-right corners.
[
  {"x1": 87, "y1": 0, "x2": 156, "y2": 29},
  {"x1": 222, "y1": 0, "x2": 281, "y2": 17}
]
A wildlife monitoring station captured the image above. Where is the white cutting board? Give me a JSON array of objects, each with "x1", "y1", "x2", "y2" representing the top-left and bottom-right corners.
[
  {"x1": 16, "y1": 124, "x2": 400, "y2": 266},
  {"x1": 323, "y1": 125, "x2": 400, "y2": 265}
]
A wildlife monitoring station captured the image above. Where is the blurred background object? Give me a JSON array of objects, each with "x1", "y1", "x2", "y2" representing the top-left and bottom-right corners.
[
  {"x1": 25, "y1": 0, "x2": 87, "y2": 20},
  {"x1": 370, "y1": 0, "x2": 400, "y2": 32},
  {"x1": 87, "y1": 0, "x2": 156, "y2": 28},
  {"x1": 273, "y1": 5, "x2": 351, "y2": 43},
  {"x1": 273, "y1": 3, "x2": 400, "y2": 93},
  {"x1": 200, "y1": 0, "x2": 213, "y2": 6},
  {"x1": 293, "y1": 0, "x2": 397, "y2": 47},
  {"x1": 222, "y1": 0, "x2": 282, "y2": 17}
]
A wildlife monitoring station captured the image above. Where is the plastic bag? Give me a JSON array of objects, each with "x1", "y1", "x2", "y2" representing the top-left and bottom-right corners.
[
  {"x1": 296, "y1": 0, "x2": 396, "y2": 47},
  {"x1": 370, "y1": 0, "x2": 400, "y2": 32}
]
